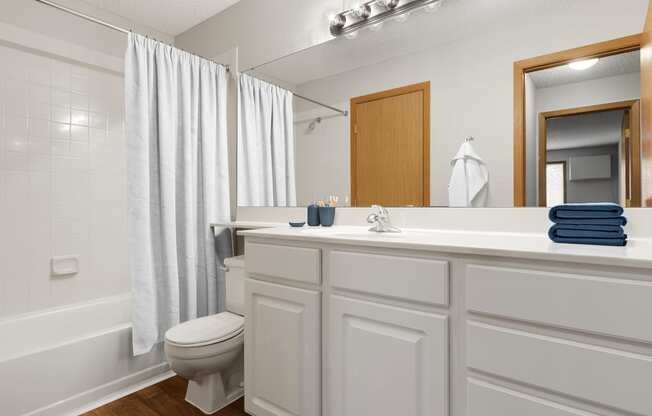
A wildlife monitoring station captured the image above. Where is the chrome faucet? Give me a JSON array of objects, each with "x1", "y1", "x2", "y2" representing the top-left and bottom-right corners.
[{"x1": 366, "y1": 205, "x2": 401, "y2": 233}]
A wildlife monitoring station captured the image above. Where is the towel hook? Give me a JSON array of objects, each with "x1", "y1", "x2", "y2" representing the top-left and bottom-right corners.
[{"x1": 465, "y1": 136, "x2": 474, "y2": 142}]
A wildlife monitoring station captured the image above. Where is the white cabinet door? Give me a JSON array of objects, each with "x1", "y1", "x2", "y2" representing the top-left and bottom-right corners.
[
  {"x1": 328, "y1": 295, "x2": 448, "y2": 416},
  {"x1": 245, "y1": 279, "x2": 321, "y2": 416}
]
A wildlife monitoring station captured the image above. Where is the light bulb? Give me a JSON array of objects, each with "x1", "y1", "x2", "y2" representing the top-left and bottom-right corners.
[
  {"x1": 568, "y1": 58, "x2": 599, "y2": 71},
  {"x1": 353, "y1": 3, "x2": 371, "y2": 19},
  {"x1": 329, "y1": 13, "x2": 346, "y2": 29},
  {"x1": 380, "y1": 0, "x2": 399, "y2": 9}
]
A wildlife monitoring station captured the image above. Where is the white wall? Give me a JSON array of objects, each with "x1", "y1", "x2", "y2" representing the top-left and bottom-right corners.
[
  {"x1": 294, "y1": 107, "x2": 350, "y2": 206},
  {"x1": 525, "y1": 74, "x2": 538, "y2": 206},
  {"x1": 0, "y1": 2, "x2": 169, "y2": 413},
  {"x1": 0, "y1": 42, "x2": 128, "y2": 317}
]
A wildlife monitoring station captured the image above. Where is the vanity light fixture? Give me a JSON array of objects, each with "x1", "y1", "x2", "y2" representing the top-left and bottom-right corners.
[
  {"x1": 568, "y1": 58, "x2": 599, "y2": 70},
  {"x1": 330, "y1": 0, "x2": 443, "y2": 36}
]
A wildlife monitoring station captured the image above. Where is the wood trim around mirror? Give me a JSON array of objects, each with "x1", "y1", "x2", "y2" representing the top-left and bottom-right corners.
[
  {"x1": 513, "y1": 34, "x2": 642, "y2": 206},
  {"x1": 643, "y1": 4, "x2": 652, "y2": 206}
]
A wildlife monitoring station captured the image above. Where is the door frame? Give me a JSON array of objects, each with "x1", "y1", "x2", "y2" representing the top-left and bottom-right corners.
[
  {"x1": 350, "y1": 81, "x2": 431, "y2": 206},
  {"x1": 538, "y1": 100, "x2": 641, "y2": 207},
  {"x1": 513, "y1": 34, "x2": 642, "y2": 206}
]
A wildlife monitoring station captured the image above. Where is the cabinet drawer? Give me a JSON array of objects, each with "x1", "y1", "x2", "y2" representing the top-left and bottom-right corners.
[
  {"x1": 246, "y1": 242, "x2": 321, "y2": 284},
  {"x1": 467, "y1": 321, "x2": 652, "y2": 416},
  {"x1": 466, "y1": 264, "x2": 652, "y2": 343},
  {"x1": 330, "y1": 250, "x2": 449, "y2": 307},
  {"x1": 467, "y1": 379, "x2": 601, "y2": 416}
]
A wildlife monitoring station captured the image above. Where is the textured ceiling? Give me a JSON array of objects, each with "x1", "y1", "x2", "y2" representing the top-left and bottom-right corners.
[
  {"x1": 78, "y1": 0, "x2": 241, "y2": 36},
  {"x1": 530, "y1": 50, "x2": 640, "y2": 89}
]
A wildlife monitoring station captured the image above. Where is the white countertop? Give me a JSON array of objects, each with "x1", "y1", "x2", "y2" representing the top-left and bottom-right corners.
[
  {"x1": 211, "y1": 221, "x2": 286, "y2": 229},
  {"x1": 240, "y1": 225, "x2": 652, "y2": 269}
]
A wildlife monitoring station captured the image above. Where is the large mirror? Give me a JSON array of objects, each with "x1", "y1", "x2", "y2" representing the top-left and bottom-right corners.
[{"x1": 237, "y1": 0, "x2": 650, "y2": 208}]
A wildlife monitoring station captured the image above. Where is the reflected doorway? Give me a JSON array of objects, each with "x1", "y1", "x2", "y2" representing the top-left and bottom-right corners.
[{"x1": 538, "y1": 100, "x2": 641, "y2": 207}]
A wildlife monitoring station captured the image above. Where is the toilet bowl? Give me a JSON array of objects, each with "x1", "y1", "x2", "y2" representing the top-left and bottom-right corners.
[{"x1": 164, "y1": 255, "x2": 246, "y2": 414}]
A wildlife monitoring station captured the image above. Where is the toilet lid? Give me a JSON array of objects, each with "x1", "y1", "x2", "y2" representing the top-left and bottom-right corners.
[{"x1": 165, "y1": 311, "x2": 244, "y2": 347}]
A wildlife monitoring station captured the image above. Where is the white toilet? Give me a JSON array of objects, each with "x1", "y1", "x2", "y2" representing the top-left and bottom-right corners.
[{"x1": 164, "y1": 255, "x2": 246, "y2": 414}]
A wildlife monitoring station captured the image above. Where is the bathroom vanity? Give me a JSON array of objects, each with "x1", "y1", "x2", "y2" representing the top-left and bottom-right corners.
[{"x1": 241, "y1": 226, "x2": 652, "y2": 416}]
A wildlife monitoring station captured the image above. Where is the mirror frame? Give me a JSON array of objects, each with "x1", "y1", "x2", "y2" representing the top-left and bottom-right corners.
[{"x1": 512, "y1": 34, "x2": 642, "y2": 206}]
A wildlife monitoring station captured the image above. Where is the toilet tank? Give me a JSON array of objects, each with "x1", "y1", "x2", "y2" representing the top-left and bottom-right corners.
[{"x1": 224, "y1": 255, "x2": 245, "y2": 315}]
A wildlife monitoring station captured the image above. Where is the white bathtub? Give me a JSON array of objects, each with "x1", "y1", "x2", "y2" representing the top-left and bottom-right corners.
[{"x1": 0, "y1": 294, "x2": 170, "y2": 416}]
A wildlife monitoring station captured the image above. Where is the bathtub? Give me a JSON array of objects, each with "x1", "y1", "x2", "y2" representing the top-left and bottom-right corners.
[{"x1": 0, "y1": 294, "x2": 170, "y2": 416}]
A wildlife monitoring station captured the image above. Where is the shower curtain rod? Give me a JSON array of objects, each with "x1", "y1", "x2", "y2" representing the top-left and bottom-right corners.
[
  {"x1": 33, "y1": 0, "x2": 230, "y2": 71},
  {"x1": 294, "y1": 93, "x2": 348, "y2": 116},
  {"x1": 294, "y1": 112, "x2": 346, "y2": 125}
]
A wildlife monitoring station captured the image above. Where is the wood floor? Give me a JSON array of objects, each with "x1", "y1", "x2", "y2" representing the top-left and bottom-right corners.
[{"x1": 83, "y1": 376, "x2": 248, "y2": 416}]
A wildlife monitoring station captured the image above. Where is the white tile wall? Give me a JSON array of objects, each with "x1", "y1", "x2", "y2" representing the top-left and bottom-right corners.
[{"x1": 0, "y1": 44, "x2": 129, "y2": 317}]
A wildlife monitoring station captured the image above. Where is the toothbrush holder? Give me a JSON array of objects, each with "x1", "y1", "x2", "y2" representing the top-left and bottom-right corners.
[{"x1": 319, "y1": 206, "x2": 336, "y2": 227}]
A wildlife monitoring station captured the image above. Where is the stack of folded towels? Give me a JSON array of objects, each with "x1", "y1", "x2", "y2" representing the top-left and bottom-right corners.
[{"x1": 548, "y1": 203, "x2": 627, "y2": 246}]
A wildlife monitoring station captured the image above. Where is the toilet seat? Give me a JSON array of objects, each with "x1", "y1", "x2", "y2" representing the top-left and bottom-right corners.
[{"x1": 165, "y1": 311, "x2": 244, "y2": 347}]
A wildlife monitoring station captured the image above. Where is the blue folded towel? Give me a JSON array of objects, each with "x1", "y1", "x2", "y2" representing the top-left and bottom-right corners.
[
  {"x1": 548, "y1": 224, "x2": 627, "y2": 246},
  {"x1": 548, "y1": 203, "x2": 627, "y2": 226}
]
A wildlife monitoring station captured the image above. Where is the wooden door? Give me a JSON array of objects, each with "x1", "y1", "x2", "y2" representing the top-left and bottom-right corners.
[
  {"x1": 350, "y1": 82, "x2": 430, "y2": 207},
  {"x1": 642, "y1": 3, "x2": 652, "y2": 206},
  {"x1": 327, "y1": 295, "x2": 448, "y2": 416},
  {"x1": 244, "y1": 279, "x2": 321, "y2": 416}
]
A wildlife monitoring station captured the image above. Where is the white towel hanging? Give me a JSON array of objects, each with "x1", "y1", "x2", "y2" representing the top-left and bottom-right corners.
[{"x1": 448, "y1": 139, "x2": 489, "y2": 207}]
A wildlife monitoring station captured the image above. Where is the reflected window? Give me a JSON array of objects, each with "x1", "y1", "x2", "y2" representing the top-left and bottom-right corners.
[{"x1": 546, "y1": 162, "x2": 566, "y2": 207}]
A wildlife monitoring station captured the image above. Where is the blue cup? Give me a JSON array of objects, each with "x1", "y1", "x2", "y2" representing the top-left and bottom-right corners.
[
  {"x1": 307, "y1": 204, "x2": 320, "y2": 226},
  {"x1": 319, "y1": 207, "x2": 336, "y2": 227}
]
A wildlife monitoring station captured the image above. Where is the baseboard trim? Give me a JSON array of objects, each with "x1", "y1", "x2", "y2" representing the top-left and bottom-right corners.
[{"x1": 24, "y1": 363, "x2": 173, "y2": 416}]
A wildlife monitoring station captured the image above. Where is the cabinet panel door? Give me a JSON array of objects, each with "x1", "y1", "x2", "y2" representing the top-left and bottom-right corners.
[
  {"x1": 328, "y1": 295, "x2": 448, "y2": 416},
  {"x1": 245, "y1": 279, "x2": 321, "y2": 416}
]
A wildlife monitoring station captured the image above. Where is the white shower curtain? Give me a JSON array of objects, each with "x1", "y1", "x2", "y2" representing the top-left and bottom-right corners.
[
  {"x1": 125, "y1": 33, "x2": 230, "y2": 355},
  {"x1": 238, "y1": 74, "x2": 296, "y2": 206}
]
